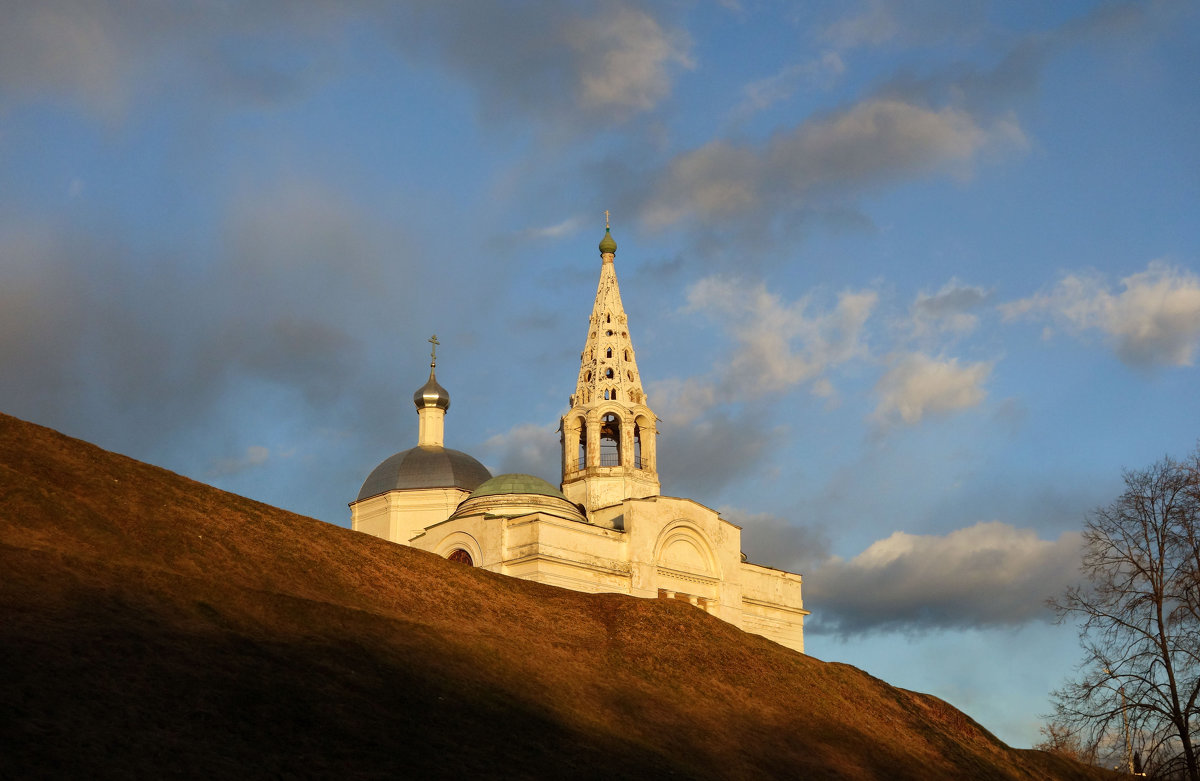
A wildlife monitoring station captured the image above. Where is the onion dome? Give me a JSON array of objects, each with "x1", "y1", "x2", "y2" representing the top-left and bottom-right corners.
[
  {"x1": 356, "y1": 446, "x2": 492, "y2": 501},
  {"x1": 598, "y1": 227, "x2": 617, "y2": 255},
  {"x1": 413, "y1": 366, "x2": 450, "y2": 411}
]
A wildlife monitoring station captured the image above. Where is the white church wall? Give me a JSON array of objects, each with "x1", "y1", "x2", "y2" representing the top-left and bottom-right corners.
[
  {"x1": 352, "y1": 487, "x2": 473, "y2": 544},
  {"x1": 739, "y1": 562, "x2": 808, "y2": 653}
]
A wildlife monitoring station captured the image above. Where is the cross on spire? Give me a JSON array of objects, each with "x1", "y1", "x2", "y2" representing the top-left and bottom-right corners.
[
  {"x1": 604, "y1": 209, "x2": 610, "y2": 229},
  {"x1": 429, "y1": 334, "x2": 439, "y2": 366}
]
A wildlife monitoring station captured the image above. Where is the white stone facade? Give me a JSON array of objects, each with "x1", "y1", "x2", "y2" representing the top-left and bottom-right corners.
[{"x1": 350, "y1": 228, "x2": 809, "y2": 653}]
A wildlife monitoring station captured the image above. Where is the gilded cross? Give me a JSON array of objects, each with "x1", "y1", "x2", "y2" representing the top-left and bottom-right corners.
[
  {"x1": 429, "y1": 334, "x2": 439, "y2": 364},
  {"x1": 604, "y1": 209, "x2": 610, "y2": 229}
]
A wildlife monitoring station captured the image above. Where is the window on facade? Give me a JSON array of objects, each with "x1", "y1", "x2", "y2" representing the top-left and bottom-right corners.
[
  {"x1": 625, "y1": 349, "x2": 631, "y2": 361},
  {"x1": 447, "y1": 549, "x2": 473, "y2": 566},
  {"x1": 578, "y1": 421, "x2": 587, "y2": 468},
  {"x1": 634, "y1": 423, "x2": 644, "y2": 469},
  {"x1": 599, "y1": 413, "x2": 621, "y2": 466},
  {"x1": 606, "y1": 348, "x2": 612, "y2": 359}
]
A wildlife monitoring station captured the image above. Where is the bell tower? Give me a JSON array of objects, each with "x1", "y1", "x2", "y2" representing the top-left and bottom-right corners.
[{"x1": 561, "y1": 219, "x2": 660, "y2": 512}]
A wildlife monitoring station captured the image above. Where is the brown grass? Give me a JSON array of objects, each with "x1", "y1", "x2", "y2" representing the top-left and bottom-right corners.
[{"x1": 0, "y1": 412, "x2": 1118, "y2": 780}]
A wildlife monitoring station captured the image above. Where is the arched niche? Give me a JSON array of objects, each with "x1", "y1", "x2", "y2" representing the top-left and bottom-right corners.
[{"x1": 653, "y1": 523, "x2": 720, "y2": 578}]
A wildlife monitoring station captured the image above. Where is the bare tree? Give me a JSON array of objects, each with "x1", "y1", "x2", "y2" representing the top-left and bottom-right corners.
[
  {"x1": 1050, "y1": 452, "x2": 1200, "y2": 781},
  {"x1": 1034, "y1": 721, "x2": 1092, "y2": 764}
]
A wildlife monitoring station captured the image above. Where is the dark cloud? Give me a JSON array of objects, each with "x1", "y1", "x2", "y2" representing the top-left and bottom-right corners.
[
  {"x1": 723, "y1": 509, "x2": 832, "y2": 575},
  {"x1": 805, "y1": 522, "x2": 1081, "y2": 637},
  {"x1": 0, "y1": 1, "x2": 350, "y2": 117},
  {"x1": 479, "y1": 422, "x2": 562, "y2": 480},
  {"x1": 0, "y1": 1, "x2": 690, "y2": 134},
  {"x1": 656, "y1": 408, "x2": 787, "y2": 500},
  {"x1": 914, "y1": 283, "x2": 990, "y2": 319},
  {"x1": 0, "y1": 177, "x2": 429, "y2": 526},
  {"x1": 871, "y1": 0, "x2": 1177, "y2": 116},
  {"x1": 638, "y1": 97, "x2": 1025, "y2": 239},
  {"x1": 404, "y1": 2, "x2": 691, "y2": 131}
]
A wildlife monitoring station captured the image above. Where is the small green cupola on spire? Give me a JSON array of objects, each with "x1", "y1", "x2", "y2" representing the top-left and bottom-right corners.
[{"x1": 599, "y1": 210, "x2": 617, "y2": 255}]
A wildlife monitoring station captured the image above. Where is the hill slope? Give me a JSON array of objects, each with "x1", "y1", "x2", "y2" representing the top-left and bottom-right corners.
[{"x1": 0, "y1": 412, "x2": 1110, "y2": 780}]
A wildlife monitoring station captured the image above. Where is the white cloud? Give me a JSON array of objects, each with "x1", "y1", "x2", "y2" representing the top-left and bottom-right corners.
[
  {"x1": 645, "y1": 98, "x2": 1025, "y2": 229},
  {"x1": 648, "y1": 376, "x2": 718, "y2": 427},
  {"x1": 821, "y1": 0, "x2": 987, "y2": 51},
  {"x1": 874, "y1": 352, "x2": 991, "y2": 426},
  {"x1": 568, "y1": 6, "x2": 693, "y2": 113},
  {"x1": 685, "y1": 276, "x2": 877, "y2": 396},
  {"x1": 1002, "y1": 260, "x2": 1200, "y2": 367},
  {"x1": 520, "y1": 216, "x2": 584, "y2": 240},
  {"x1": 807, "y1": 521, "x2": 1082, "y2": 636},
  {"x1": 734, "y1": 53, "x2": 845, "y2": 117}
]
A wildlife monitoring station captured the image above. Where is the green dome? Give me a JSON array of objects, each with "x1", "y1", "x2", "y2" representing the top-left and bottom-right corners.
[
  {"x1": 468, "y1": 473, "x2": 568, "y2": 501},
  {"x1": 598, "y1": 227, "x2": 617, "y2": 255}
]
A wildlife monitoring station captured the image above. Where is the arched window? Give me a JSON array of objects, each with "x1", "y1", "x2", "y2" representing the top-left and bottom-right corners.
[
  {"x1": 447, "y1": 549, "x2": 473, "y2": 566},
  {"x1": 606, "y1": 348, "x2": 612, "y2": 358},
  {"x1": 599, "y1": 413, "x2": 621, "y2": 466},
  {"x1": 578, "y1": 420, "x2": 587, "y2": 468},
  {"x1": 625, "y1": 349, "x2": 631, "y2": 361},
  {"x1": 627, "y1": 370, "x2": 633, "y2": 382},
  {"x1": 634, "y1": 423, "x2": 644, "y2": 469},
  {"x1": 585, "y1": 370, "x2": 592, "y2": 382},
  {"x1": 605, "y1": 368, "x2": 614, "y2": 379},
  {"x1": 606, "y1": 313, "x2": 611, "y2": 323}
]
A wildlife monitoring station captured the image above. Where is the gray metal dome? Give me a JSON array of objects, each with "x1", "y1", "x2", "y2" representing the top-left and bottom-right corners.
[{"x1": 356, "y1": 445, "x2": 492, "y2": 501}]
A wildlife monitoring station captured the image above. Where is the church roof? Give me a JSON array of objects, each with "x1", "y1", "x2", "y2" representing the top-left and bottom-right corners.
[
  {"x1": 569, "y1": 224, "x2": 650, "y2": 410},
  {"x1": 356, "y1": 445, "x2": 492, "y2": 501},
  {"x1": 450, "y1": 472, "x2": 585, "y2": 523},
  {"x1": 467, "y1": 473, "x2": 569, "y2": 501}
]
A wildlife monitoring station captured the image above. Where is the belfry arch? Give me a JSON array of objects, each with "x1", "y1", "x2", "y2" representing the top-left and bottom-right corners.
[{"x1": 599, "y1": 413, "x2": 621, "y2": 466}]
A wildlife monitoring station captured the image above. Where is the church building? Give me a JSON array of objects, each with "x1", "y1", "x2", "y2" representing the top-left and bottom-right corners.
[{"x1": 350, "y1": 225, "x2": 809, "y2": 653}]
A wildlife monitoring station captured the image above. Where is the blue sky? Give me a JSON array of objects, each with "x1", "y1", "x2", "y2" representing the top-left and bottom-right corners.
[{"x1": 2, "y1": 0, "x2": 1198, "y2": 748}]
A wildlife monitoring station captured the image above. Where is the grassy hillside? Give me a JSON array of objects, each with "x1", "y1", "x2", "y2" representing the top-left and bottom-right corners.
[{"x1": 0, "y1": 412, "x2": 1114, "y2": 780}]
